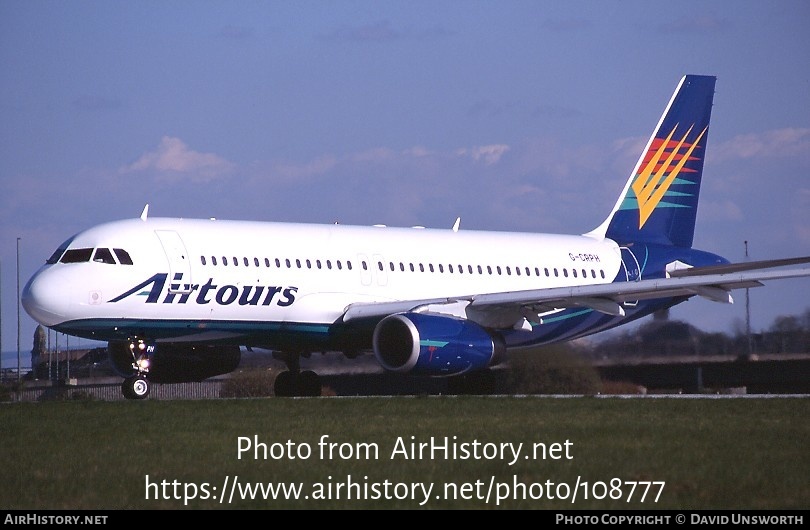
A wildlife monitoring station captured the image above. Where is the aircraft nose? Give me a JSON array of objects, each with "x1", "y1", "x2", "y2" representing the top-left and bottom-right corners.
[{"x1": 22, "y1": 267, "x2": 68, "y2": 327}]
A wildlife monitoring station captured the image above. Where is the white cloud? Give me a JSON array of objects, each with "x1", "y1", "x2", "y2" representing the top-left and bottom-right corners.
[
  {"x1": 351, "y1": 147, "x2": 396, "y2": 163},
  {"x1": 455, "y1": 144, "x2": 510, "y2": 165},
  {"x1": 121, "y1": 136, "x2": 236, "y2": 182},
  {"x1": 711, "y1": 128, "x2": 810, "y2": 162}
]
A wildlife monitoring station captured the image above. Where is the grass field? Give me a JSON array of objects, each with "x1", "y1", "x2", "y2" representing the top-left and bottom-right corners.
[{"x1": 1, "y1": 396, "x2": 808, "y2": 510}]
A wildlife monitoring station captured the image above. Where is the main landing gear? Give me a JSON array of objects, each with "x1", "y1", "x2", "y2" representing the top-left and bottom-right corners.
[{"x1": 272, "y1": 351, "x2": 323, "y2": 397}]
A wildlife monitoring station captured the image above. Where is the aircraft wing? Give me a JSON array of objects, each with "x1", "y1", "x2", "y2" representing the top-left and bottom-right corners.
[{"x1": 342, "y1": 257, "x2": 810, "y2": 326}]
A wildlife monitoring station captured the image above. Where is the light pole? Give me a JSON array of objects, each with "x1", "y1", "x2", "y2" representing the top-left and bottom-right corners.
[
  {"x1": 17, "y1": 237, "x2": 21, "y2": 386},
  {"x1": 0, "y1": 258, "x2": 3, "y2": 383},
  {"x1": 745, "y1": 241, "x2": 752, "y2": 357},
  {"x1": 1, "y1": 258, "x2": 3, "y2": 383}
]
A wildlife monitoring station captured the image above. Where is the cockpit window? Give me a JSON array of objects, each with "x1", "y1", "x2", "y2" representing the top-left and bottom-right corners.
[
  {"x1": 46, "y1": 237, "x2": 76, "y2": 264},
  {"x1": 93, "y1": 248, "x2": 116, "y2": 264},
  {"x1": 60, "y1": 248, "x2": 94, "y2": 263},
  {"x1": 47, "y1": 247, "x2": 67, "y2": 264},
  {"x1": 113, "y1": 248, "x2": 133, "y2": 265}
]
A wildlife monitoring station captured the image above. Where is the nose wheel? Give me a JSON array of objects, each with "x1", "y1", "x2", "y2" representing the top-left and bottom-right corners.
[{"x1": 122, "y1": 375, "x2": 150, "y2": 400}]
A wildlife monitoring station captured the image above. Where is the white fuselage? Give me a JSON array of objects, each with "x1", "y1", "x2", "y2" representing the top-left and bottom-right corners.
[{"x1": 23, "y1": 217, "x2": 624, "y2": 346}]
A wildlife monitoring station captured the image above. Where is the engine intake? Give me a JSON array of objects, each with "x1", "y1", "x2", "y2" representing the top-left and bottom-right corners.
[{"x1": 372, "y1": 312, "x2": 505, "y2": 376}]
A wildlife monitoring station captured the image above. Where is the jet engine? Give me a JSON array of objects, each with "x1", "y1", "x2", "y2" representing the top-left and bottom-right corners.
[{"x1": 372, "y1": 312, "x2": 505, "y2": 376}]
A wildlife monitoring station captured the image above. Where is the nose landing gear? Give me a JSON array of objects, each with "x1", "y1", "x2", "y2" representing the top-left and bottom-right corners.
[{"x1": 121, "y1": 339, "x2": 154, "y2": 400}]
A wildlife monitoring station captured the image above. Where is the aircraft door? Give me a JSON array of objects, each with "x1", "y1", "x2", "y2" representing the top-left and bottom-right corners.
[
  {"x1": 373, "y1": 254, "x2": 388, "y2": 286},
  {"x1": 155, "y1": 230, "x2": 192, "y2": 294},
  {"x1": 357, "y1": 253, "x2": 372, "y2": 286},
  {"x1": 619, "y1": 246, "x2": 640, "y2": 307}
]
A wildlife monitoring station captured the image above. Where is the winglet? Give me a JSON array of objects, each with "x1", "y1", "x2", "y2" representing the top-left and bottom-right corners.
[
  {"x1": 140, "y1": 204, "x2": 149, "y2": 221},
  {"x1": 452, "y1": 217, "x2": 461, "y2": 232}
]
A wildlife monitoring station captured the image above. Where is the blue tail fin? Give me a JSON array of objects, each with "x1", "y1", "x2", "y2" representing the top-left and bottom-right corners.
[{"x1": 588, "y1": 75, "x2": 716, "y2": 248}]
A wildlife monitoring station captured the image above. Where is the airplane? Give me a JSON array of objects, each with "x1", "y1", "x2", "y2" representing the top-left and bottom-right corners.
[{"x1": 21, "y1": 74, "x2": 810, "y2": 399}]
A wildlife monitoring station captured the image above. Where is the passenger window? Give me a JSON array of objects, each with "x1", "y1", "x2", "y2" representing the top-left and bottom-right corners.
[
  {"x1": 60, "y1": 248, "x2": 93, "y2": 263},
  {"x1": 201, "y1": 256, "x2": 207, "y2": 266},
  {"x1": 212, "y1": 256, "x2": 218, "y2": 266},
  {"x1": 92, "y1": 248, "x2": 116, "y2": 264},
  {"x1": 113, "y1": 248, "x2": 133, "y2": 265}
]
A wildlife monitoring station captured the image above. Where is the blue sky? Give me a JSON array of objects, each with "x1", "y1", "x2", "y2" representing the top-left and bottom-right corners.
[{"x1": 1, "y1": 1, "x2": 809, "y2": 359}]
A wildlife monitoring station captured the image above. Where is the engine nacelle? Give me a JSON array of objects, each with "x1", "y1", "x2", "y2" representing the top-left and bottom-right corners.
[
  {"x1": 372, "y1": 312, "x2": 505, "y2": 376},
  {"x1": 108, "y1": 341, "x2": 241, "y2": 383}
]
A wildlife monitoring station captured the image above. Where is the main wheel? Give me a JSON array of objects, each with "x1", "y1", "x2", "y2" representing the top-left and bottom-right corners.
[
  {"x1": 299, "y1": 370, "x2": 322, "y2": 397},
  {"x1": 274, "y1": 371, "x2": 294, "y2": 397}
]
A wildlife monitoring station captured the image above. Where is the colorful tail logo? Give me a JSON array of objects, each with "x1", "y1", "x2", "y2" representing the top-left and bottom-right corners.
[{"x1": 632, "y1": 123, "x2": 707, "y2": 228}]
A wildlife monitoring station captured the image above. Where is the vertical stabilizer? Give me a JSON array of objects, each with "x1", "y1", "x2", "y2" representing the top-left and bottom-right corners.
[{"x1": 587, "y1": 75, "x2": 716, "y2": 248}]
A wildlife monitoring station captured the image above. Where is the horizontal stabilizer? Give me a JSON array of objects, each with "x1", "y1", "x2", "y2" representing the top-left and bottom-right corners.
[{"x1": 668, "y1": 256, "x2": 810, "y2": 277}]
